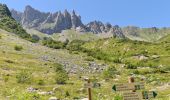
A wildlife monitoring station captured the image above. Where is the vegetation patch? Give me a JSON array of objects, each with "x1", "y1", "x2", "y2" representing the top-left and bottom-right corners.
[{"x1": 14, "y1": 45, "x2": 23, "y2": 51}]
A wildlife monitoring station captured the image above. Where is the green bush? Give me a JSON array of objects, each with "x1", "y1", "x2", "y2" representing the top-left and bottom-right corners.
[
  {"x1": 14, "y1": 45, "x2": 23, "y2": 51},
  {"x1": 84, "y1": 56, "x2": 94, "y2": 61},
  {"x1": 114, "y1": 94, "x2": 123, "y2": 100},
  {"x1": 16, "y1": 70, "x2": 32, "y2": 84},
  {"x1": 125, "y1": 62, "x2": 137, "y2": 69},
  {"x1": 42, "y1": 37, "x2": 65, "y2": 49},
  {"x1": 66, "y1": 40, "x2": 85, "y2": 51},
  {"x1": 0, "y1": 17, "x2": 35, "y2": 42},
  {"x1": 31, "y1": 35, "x2": 40, "y2": 43},
  {"x1": 55, "y1": 71, "x2": 69, "y2": 84},
  {"x1": 53, "y1": 63, "x2": 68, "y2": 84},
  {"x1": 37, "y1": 79, "x2": 45, "y2": 85},
  {"x1": 103, "y1": 65, "x2": 118, "y2": 78},
  {"x1": 3, "y1": 75, "x2": 9, "y2": 82}
]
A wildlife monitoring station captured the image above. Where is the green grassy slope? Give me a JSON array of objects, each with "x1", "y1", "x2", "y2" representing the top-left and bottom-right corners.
[
  {"x1": 26, "y1": 29, "x2": 112, "y2": 42},
  {"x1": 82, "y1": 37, "x2": 170, "y2": 67},
  {"x1": 1, "y1": 29, "x2": 170, "y2": 99},
  {"x1": 0, "y1": 29, "x2": 91, "y2": 99},
  {"x1": 124, "y1": 27, "x2": 170, "y2": 42},
  {"x1": 78, "y1": 37, "x2": 170, "y2": 99}
]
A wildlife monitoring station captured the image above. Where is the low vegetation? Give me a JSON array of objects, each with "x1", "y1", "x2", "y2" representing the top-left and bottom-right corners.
[
  {"x1": 42, "y1": 37, "x2": 66, "y2": 49},
  {"x1": 53, "y1": 63, "x2": 69, "y2": 84},
  {"x1": 14, "y1": 45, "x2": 23, "y2": 51},
  {"x1": 16, "y1": 70, "x2": 32, "y2": 84}
]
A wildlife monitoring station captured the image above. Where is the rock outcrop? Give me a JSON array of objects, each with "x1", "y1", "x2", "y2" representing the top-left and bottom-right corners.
[{"x1": 86, "y1": 21, "x2": 125, "y2": 38}]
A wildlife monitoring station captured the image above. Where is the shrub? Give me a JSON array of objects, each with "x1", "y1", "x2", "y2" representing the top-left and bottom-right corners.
[
  {"x1": 53, "y1": 63, "x2": 68, "y2": 84},
  {"x1": 65, "y1": 91, "x2": 70, "y2": 97},
  {"x1": 66, "y1": 40, "x2": 85, "y2": 51},
  {"x1": 42, "y1": 37, "x2": 65, "y2": 49},
  {"x1": 114, "y1": 94, "x2": 123, "y2": 100},
  {"x1": 4, "y1": 59, "x2": 14, "y2": 63},
  {"x1": 16, "y1": 70, "x2": 32, "y2": 84},
  {"x1": 0, "y1": 16, "x2": 35, "y2": 42},
  {"x1": 125, "y1": 63, "x2": 137, "y2": 69},
  {"x1": 3, "y1": 75, "x2": 9, "y2": 82},
  {"x1": 55, "y1": 71, "x2": 68, "y2": 84},
  {"x1": 84, "y1": 56, "x2": 94, "y2": 61},
  {"x1": 14, "y1": 45, "x2": 23, "y2": 51},
  {"x1": 103, "y1": 65, "x2": 118, "y2": 78},
  {"x1": 37, "y1": 79, "x2": 45, "y2": 85},
  {"x1": 31, "y1": 35, "x2": 40, "y2": 43}
]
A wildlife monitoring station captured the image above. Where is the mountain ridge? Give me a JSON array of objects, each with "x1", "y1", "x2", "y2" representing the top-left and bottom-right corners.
[
  {"x1": 11, "y1": 5, "x2": 125, "y2": 38},
  {"x1": 11, "y1": 5, "x2": 170, "y2": 41}
]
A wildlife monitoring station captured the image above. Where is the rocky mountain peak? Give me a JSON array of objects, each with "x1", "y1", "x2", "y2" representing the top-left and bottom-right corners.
[
  {"x1": 72, "y1": 10, "x2": 76, "y2": 15},
  {"x1": 10, "y1": 5, "x2": 125, "y2": 38},
  {"x1": 25, "y1": 5, "x2": 34, "y2": 11},
  {"x1": 111, "y1": 25, "x2": 125, "y2": 38}
]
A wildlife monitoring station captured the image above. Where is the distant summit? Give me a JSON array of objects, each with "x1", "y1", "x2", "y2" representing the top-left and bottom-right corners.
[
  {"x1": 11, "y1": 5, "x2": 125, "y2": 38},
  {"x1": 11, "y1": 5, "x2": 85, "y2": 34}
]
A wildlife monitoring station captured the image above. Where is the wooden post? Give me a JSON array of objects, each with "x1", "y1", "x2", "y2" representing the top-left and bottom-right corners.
[
  {"x1": 87, "y1": 79, "x2": 92, "y2": 100},
  {"x1": 128, "y1": 76, "x2": 136, "y2": 92},
  {"x1": 84, "y1": 78, "x2": 92, "y2": 100}
]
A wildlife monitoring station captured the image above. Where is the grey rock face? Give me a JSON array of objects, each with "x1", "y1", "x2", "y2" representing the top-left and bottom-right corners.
[
  {"x1": 86, "y1": 21, "x2": 104, "y2": 33},
  {"x1": 11, "y1": 9, "x2": 23, "y2": 22},
  {"x1": 87, "y1": 21, "x2": 125, "y2": 38},
  {"x1": 21, "y1": 5, "x2": 50, "y2": 28},
  {"x1": 63, "y1": 10, "x2": 72, "y2": 29},
  {"x1": 11, "y1": 5, "x2": 84, "y2": 34},
  {"x1": 71, "y1": 10, "x2": 84, "y2": 29},
  {"x1": 110, "y1": 25, "x2": 125, "y2": 38}
]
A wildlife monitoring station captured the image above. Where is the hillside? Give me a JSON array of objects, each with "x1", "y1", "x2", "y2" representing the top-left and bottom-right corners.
[
  {"x1": 123, "y1": 26, "x2": 170, "y2": 42},
  {"x1": 0, "y1": 29, "x2": 109, "y2": 99},
  {"x1": 0, "y1": 4, "x2": 37, "y2": 42},
  {"x1": 81, "y1": 37, "x2": 170, "y2": 67},
  {"x1": 159, "y1": 34, "x2": 170, "y2": 43},
  {"x1": 1, "y1": 29, "x2": 170, "y2": 99}
]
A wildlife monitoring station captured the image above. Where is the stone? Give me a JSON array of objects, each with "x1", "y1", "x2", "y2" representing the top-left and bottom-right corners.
[
  {"x1": 26, "y1": 87, "x2": 39, "y2": 93},
  {"x1": 81, "y1": 98, "x2": 88, "y2": 100},
  {"x1": 49, "y1": 97, "x2": 59, "y2": 100}
]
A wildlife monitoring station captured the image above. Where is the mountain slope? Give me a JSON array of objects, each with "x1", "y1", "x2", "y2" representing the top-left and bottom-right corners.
[
  {"x1": 0, "y1": 4, "x2": 37, "y2": 42},
  {"x1": 123, "y1": 26, "x2": 170, "y2": 42},
  {"x1": 80, "y1": 37, "x2": 170, "y2": 67},
  {"x1": 0, "y1": 29, "x2": 107, "y2": 99}
]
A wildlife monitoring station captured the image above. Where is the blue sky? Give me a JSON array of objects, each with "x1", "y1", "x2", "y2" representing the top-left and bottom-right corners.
[{"x1": 0, "y1": 0, "x2": 170, "y2": 27}]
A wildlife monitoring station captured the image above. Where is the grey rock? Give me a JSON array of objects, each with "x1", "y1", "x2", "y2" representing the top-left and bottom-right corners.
[
  {"x1": 21, "y1": 5, "x2": 50, "y2": 28},
  {"x1": 71, "y1": 10, "x2": 84, "y2": 29},
  {"x1": 86, "y1": 21, "x2": 104, "y2": 33},
  {"x1": 110, "y1": 25, "x2": 125, "y2": 38},
  {"x1": 11, "y1": 9, "x2": 23, "y2": 22},
  {"x1": 26, "y1": 87, "x2": 39, "y2": 93},
  {"x1": 49, "y1": 97, "x2": 59, "y2": 100}
]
